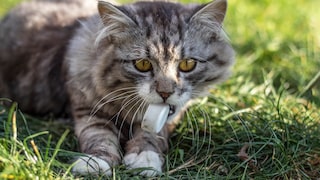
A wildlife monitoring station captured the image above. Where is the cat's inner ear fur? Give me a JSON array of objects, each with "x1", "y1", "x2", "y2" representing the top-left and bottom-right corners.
[
  {"x1": 97, "y1": 1, "x2": 137, "y2": 42},
  {"x1": 98, "y1": 1, "x2": 135, "y2": 26},
  {"x1": 190, "y1": 0, "x2": 227, "y2": 32}
]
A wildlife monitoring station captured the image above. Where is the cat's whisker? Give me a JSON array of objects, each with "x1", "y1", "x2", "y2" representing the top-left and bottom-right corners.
[
  {"x1": 90, "y1": 87, "x2": 136, "y2": 111},
  {"x1": 98, "y1": 91, "x2": 137, "y2": 113},
  {"x1": 197, "y1": 105, "x2": 213, "y2": 157},
  {"x1": 186, "y1": 107, "x2": 200, "y2": 153},
  {"x1": 104, "y1": 93, "x2": 137, "y2": 124},
  {"x1": 179, "y1": 100, "x2": 207, "y2": 158},
  {"x1": 191, "y1": 94, "x2": 253, "y2": 147},
  {"x1": 91, "y1": 87, "x2": 137, "y2": 115},
  {"x1": 88, "y1": 93, "x2": 138, "y2": 123},
  {"x1": 120, "y1": 97, "x2": 145, "y2": 139},
  {"x1": 119, "y1": 92, "x2": 140, "y2": 108},
  {"x1": 206, "y1": 93, "x2": 246, "y2": 122},
  {"x1": 115, "y1": 95, "x2": 145, "y2": 140},
  {"x1": 185, "y1": 109, "x2": 199, "y2": 157},
  {"x1": 128, "y1": 100, "x2": 146, "y2": 139},
  {"x1": 102, "y1": 93, "x2": 141, "y2": 140},
  {"x1": 206, "y1": 94, "x2": 254, "y2": 142},
  {"x1": 114, "y1": 93, "x2": 140, "y2": 126},
  {"x1": 178, "y1": 102, "x2": 214, "y2": 168},
  {"x1": 89, "y1": 89, "x2": 137, "y2": 120},
  {"x1": 88, "y1": 95, "x2": 129, "y2": 122}
]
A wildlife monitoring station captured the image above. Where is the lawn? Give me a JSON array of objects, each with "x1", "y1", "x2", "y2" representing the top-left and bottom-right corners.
[{"x1": 1, "y1": 0, "x2": 320, "y2": 179}]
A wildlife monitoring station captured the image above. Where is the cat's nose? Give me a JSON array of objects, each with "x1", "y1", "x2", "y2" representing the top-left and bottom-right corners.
[
  {"x1": 157, "y1": 91, "x2": 173, "y2": 102},
  {"x1": 155, "y1": 78, "x2": 175, "y2": 101}
]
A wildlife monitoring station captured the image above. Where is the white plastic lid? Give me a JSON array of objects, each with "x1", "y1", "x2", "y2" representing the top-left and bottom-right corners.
[{"x1": 141, "y1": 103, "x2": 170, "y2": 133}]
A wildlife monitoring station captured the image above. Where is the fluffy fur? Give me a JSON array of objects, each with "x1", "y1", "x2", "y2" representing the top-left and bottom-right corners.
[{"x1": 0, "y1": 0, "x2": 234, "y2": 176}]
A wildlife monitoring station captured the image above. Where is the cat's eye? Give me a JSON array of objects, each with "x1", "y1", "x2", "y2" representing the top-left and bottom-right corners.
[
  {"x1": 178, "y1": 59, "x2": 196, "y2": 72},
  {"x1": 134, "y1": 59, "x2": 152, "y2": 72}
]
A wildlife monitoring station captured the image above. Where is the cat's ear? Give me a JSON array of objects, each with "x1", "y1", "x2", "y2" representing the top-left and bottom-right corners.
[
  {"x1": 98, "y1": 1, "x2": 136, "y2": 28},
  {"x1": 190, "y1": 0, "x2": 227, "y2": 31}
]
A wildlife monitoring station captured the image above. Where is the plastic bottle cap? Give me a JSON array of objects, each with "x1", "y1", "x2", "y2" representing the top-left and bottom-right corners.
[{"x1": 141, "y1": 103, "x2": 170, "y2": 133}]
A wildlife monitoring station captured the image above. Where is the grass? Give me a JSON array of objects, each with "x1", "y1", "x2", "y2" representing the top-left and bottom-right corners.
[{"x1": 1, "y1": 0, "x2": 320, "y2": 179}]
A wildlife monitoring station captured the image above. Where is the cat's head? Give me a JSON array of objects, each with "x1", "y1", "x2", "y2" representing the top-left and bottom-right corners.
[{"x1": 94, "y1": 0, "x2": 234, "y2": 122}]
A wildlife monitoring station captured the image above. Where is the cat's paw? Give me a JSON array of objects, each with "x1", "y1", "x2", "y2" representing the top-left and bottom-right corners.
[
  {"x1": 72, "y1": 155, "x2": 112, "y2": 176},
  {"x1": 123, "y1": 151, "x2": 163, "y2": 176}
]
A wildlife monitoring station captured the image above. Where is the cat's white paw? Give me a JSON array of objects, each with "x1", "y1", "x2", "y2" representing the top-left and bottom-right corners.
[
  {"x1": 123, "y1": 151, "x2": 162, "y2": 176},
  {"x1": 72, "y1": 155, "x2": 112, "y2": 176}
]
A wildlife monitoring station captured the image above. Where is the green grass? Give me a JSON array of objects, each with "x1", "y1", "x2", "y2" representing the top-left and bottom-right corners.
[{"x1": 1, "y1": 0, "x2": 320, "y2": 179}]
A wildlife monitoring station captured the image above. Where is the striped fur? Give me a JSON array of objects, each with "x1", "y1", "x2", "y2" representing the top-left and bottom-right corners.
[{"x1": 0, "y1": 0, "x2": 234, "y2": 176}]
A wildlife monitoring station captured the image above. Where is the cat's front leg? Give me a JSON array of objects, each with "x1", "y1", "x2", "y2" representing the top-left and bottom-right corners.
[
  {"x1": 71, "y1": 115, "x2": 122, "y2": 176},
  {"x1": 123, "y1": 124, "x2": 172, "y2": 176}
]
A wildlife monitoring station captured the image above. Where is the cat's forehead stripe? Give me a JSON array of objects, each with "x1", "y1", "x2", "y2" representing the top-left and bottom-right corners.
[
  {"x1": 151, "y1": 23, "x2": 182, "y2": 60},
  {"x1": 125, "y1": 2, "x2": 187, "y2": 61}
]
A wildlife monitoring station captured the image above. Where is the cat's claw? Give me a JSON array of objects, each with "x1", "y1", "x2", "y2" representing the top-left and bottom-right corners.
[
  {"x1": 72, "y1": 155, "x2": 112, "y2": 176},
  {"x1": 123, "y1": 151, "x2": 162, "y2": 176}
]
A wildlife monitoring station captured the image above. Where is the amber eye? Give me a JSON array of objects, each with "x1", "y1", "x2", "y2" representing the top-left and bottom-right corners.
[
  {"x1": 134, "y1": 59, "x2": 152, "y2": 72},
  {"x1": 178, "y1": 59, "x2": 196, "y2": 72}
]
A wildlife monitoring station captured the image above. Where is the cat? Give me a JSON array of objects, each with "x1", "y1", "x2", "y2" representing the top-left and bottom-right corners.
[{"x1": 0, "y1": 0, "x2": 234, "y2": 177}]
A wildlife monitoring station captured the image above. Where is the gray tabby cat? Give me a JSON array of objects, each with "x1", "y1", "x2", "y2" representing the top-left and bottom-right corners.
[{"x1": 0, "y1": 0, "x2": 234, "y2": 176}]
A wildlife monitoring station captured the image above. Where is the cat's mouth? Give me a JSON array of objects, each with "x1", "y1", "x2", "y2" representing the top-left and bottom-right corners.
[{"x1": 168, "y1": 104, "x2": 176, "y2": 116}]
